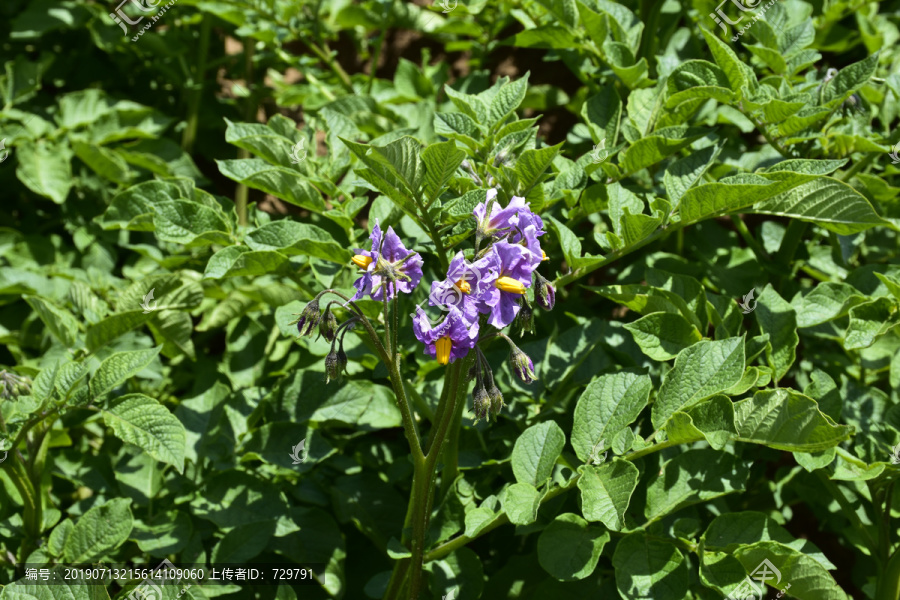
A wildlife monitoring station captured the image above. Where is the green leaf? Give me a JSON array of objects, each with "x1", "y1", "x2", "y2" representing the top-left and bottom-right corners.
[
  {"x1": 645, "y1": 449, "x2": 750, "y2": 521},
  {"x1": 754, "y1": 285, "x2": 798, "y2": 383},
  {"x1": 623, "y1": 312, "x2": 702, "y2": 361},
  {"x1": 511, "y1": 421, "x2": 566, "y2": 487},
  {"x1": 651, "y1": 337, "x2": 745, "y2": 429},
  {"x1": 750, "y1": 177, "x2": 892, "y2": 235},
  {"x1": 536, "y1": 513, "x2": 609, "y2": 581},
  {"x1": 216, "y1": 159, "x2": 327, "y2": 212},
  {"x1": 820, "y1": 53, "x2": 878, "y2": 108},
  {"x1": 421, "y1": 141, "x2": 467, "y2": 205},
  {"x1": 577, "y1": 459, "x2": 639, "y2": 530},
  {"x1": 619, "y1": 126, "x2": 707, "y2": 175},
  {"x1": 702, "y1": 512, "x2": 836, "y2": 569},
  {"x1": 844, "y1": 297, "x2": 900, "y2": 350},
  {"x1": 85, "y1": 311, "x2": 153, "y2": 351},
  {"x1": 666, "y1": 395, "x2": 737, "y2": 450},
  {"x1": 505, "y1": 25, "x2": 578, "y2": 50},
  {"x1": 515, "y1": 143, "x2": 562, "y2": 199},
  {"x1": 90, "y1": 346, "x2": 162, "y2": 399},
  {"x1": 733, "y1": 541, "x2": 851, "y2": 600},
  {"x1": 102, "y1": 393, "x2": 187, "y2": 473},
  {"x1": 204, "y1": 247, "x2": 290, "y2": 279},
  {"x1": 581, "y1": 85, "x2": 622, "y2": 147},
  {"x1": 664, "y1": 144, "x2": 722, "y2": 206},
  {"x1": 15, "y1": 139, "x2": 74, "y2": 203},
  {"x1": 572, "y1": 371, "x2": 652, "y2": 462},
  {"x1": 733, "y1": 389, "x2": 852, "y2": 452},
  {"x1": 612, "y1": 533, "x2": 689, "y2": 600},
  {"x1": 151, "y1": 200, "x2": 231, "y2": 246},
  {"x1": 501, "y1": 482, "x2": 543, "y2": 526},
  {"x1": 793, "y1": 282, "x2": 866, "y2": 327},
  {"x1": 244, "y1": 220, "x2": 351, "y2": 263},
  {"x1": 192, "y1": 470, "x2": 290, "y2": 528},
  {"x1": 488, "y1": 73, "x2": 529, "y2": 126},
  {"x1": 24, "y1": 295, "x2": 80, "y2": 347},
  {"x1": 700, "y1": 28, "x2": 749, "y2": 94},
  {"x1": 63, "y1": 498, "x2": 133, "y2": 563},
  {"x1": 679, "y1": 172, "x2": 815, "y2": 226}
]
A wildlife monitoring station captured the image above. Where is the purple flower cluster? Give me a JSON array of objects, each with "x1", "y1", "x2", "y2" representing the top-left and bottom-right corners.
[{"x1": 345, "y1": 191, "x2": 554, "y2": 373}]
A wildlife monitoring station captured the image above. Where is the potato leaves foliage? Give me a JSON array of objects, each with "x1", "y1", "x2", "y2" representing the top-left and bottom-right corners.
[{"x1": 2, "y1": 0, "x2": 900, "y2": 599}]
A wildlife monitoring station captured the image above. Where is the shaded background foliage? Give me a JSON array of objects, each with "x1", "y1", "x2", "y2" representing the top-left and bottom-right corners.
[{"x1": 1, "y1": 0, "x2": 900, "y2": 599}]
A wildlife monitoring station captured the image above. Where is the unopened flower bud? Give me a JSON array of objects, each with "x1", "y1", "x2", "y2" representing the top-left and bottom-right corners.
[
  {"x1": 473, "y1": 385, "x2": 490, "y2": 420},
  {"x1": 488, "y1": 384, "x2": 504, "y2": 419},
  {"x1": 510, "y1": 346, "x2": 536, "y2": 384},
  {"x1": 319, "y1": 308, "x2": 338, "y2": 342},
  {"x1": 325, "y1": 344, "x2": 347, "y2": 384},
  {"x1": 296, "y1": 299, "x2": 321, "y2": 337},
  {"x1": 513, "y1": 303, "x2": 534, "y2": 338},
  {"x1": 534, "y1": 273, "x2": 555, "y2": 311}
]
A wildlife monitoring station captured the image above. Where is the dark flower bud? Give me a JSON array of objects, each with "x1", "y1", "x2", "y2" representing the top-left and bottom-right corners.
[
  {"x1": 534, "y1": 273, "x2": 555, "y2": 311},
  {"x1": 510, "y1": 345, "x2": 536, "y2": 384},
  {"x1": 467, "y1": 363, "x2": 478, "y2": 381},
  {"x1": 319, "y1": 308, "x2": 338, "y2": 342},
  {"x1": 488, "y1": 384, "x2": 504, "y2": 419},
  {"x1": 513, "y1": 303, "x2": 534, "y2": 338},
  {"x1": 325, "y1": 345, "x2": 347, "y2": 384},
  {"x1": 295, "y1": 299, "x2": 321, "y2": 337},
  {"x1": 473, "y1": 386, "x2": 490, "y2": 421}
]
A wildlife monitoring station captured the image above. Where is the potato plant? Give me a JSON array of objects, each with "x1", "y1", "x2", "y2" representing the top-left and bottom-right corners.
[{"x1": 2, "y1": 0, "x2": 900, "y2": 599}]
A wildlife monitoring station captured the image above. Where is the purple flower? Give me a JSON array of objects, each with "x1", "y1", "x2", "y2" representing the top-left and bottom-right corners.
[
  {"x1": 517, "y1": 224, "x2": 546, "y2": 268},
  {"x1": 473, "y1": 191, "x2": 547, "y2": 263},
  {"x1": 479, "y1": 241, "x2": 539, "y2": 329},
  {"x1": 412, "y1": 305, "x2": 479, "y2": 365},
  {"x1": 350, "y1": 221, "x2": 423, "y2": 302},
  {"x1": 429, "y1": 251, "x2": 499, "y2": 323},
  {"x1": 473, "y1": 190, "x2": 529, "y2": 244}
]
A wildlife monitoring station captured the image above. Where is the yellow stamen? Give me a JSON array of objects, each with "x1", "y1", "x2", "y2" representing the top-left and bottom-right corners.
[
  {"x1": 455, "y1": 279, "x2": 472, "y2": 294},
  {"x1": 436, "y1": 336, "x2": 452, "y2": 365},
  {"x1": 352, "y1": 254, "x2": 374, "y2": 269},
  {"x1": 495, "y1": 276, "x2": 526, "y2": 294},
  {"x1": 541, "y1": 251, "x2": 548, "y2": 262}
]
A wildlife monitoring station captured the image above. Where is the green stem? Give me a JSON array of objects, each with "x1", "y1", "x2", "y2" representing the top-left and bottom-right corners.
[
  {"x1": 388, "y1": 354, "x2": 424, "y2": 464},
  {"x1": 235, "y1": 40, "x2": 255, "y2": 227},
  {"x1": 306, "y1": 41, "x2": 354, "y2": 93},
  {"x1": 877, "y1": 545, "x2": 900, "y2": 600},
  {"x1": 8, "y1": 454, "x2": 40, "y2": 561},
  {"x1": 181, "y1": 15, "x2": 211, "y2": 153}
]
